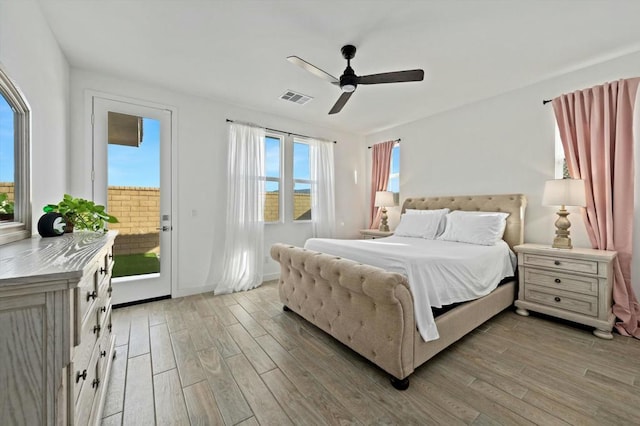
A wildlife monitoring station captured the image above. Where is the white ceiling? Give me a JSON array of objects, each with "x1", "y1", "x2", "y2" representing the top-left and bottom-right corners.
[{"x1": 39, "y1": 0, "x2": 640, "y2": 135}]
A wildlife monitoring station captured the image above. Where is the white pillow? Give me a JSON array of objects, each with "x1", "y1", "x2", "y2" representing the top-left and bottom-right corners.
[
  {"x1": 394, "y1": 209, "x2": 448, "y2": 239},
  {"x1": 438, "y1": 210, "x2": 509, "y2": 246},
  {"x1": 405, "y1": 208, "x2": 449, "y2": 236}
]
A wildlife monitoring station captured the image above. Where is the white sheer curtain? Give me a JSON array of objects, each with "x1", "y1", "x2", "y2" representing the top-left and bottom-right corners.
[
  {"x1": 214, "y1": 122, "x2": 266, "y2": 294},
  {"x1": 309, "y1": 139, "x2": 335, "y2": 238}
]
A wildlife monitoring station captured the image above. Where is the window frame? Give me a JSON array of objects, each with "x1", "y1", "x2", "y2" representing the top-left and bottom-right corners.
[
  {"x1": 292, "y1": 139, "x2": 312, "y2": 223},
  {"x1": 264, "y1": 132, "x2": 283, "y2": 224},
  {"x1": 0, "y1": 64, "x2": 31, "y2": 245},
  {"x1": 387, "y1": 142, "x2": 400, "y2": 203}
]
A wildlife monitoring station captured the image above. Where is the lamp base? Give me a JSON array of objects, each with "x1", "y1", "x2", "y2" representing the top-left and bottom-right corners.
[
  {"x1": 552, "y1": 206, "x2": 573, "y2": 249},
  {"x1": 379, "y1": 207, "x2": 390, "y2": 232}
]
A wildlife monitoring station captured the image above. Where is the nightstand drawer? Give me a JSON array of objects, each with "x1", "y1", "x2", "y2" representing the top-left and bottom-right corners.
[
  {"x1": 524, "y1": 268, "x2": 598, "y2": 296},
  {"x1": 524, "y1": 285, "x2": 598, "y2": 316},
  {"x1": 523, "y1": 253, "x2": 598, "y2": 275}
]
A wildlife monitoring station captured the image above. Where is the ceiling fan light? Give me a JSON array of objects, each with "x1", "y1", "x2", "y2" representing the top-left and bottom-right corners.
[{"x1": 342, "y1": 84, "x2": 356, "y2": 93}]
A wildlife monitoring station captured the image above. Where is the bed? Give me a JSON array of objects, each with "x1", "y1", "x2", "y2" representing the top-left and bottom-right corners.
[{"x1": 270, "y1": 194, "x2": 527, "y2": 389}]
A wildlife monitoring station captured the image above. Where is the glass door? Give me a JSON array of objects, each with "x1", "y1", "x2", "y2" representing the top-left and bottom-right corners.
[{"x1": 92, "y1": 96, "x2": 172, "y2": 305}]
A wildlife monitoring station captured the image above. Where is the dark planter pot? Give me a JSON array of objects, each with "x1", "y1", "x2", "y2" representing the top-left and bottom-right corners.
[{"x1": 0, "y1": 213, "x2": 14, "y2": 221}]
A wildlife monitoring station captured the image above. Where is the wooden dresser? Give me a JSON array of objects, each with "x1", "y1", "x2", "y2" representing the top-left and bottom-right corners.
[
  {"x1": 0, "y1": 231, "x2": 117, "y2": 425},
  {"x1": 514, "y1": 243, "x2": 617, "y2": 339}
]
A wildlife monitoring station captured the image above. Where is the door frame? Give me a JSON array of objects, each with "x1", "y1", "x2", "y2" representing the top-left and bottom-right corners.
[{"x1": 85, "y1": 90, "x2": 179, "y2": 300}]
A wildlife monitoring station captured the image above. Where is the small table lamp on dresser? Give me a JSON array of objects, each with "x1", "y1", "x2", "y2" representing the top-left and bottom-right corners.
[{"x1": 375, "y1": 190, "x2": 395, "y2": 232}]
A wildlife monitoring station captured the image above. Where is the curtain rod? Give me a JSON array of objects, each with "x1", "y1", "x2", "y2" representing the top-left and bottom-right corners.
[
  {"x1": 543, "y1": 99, "x2": 553, "y2": 105},
  {"x1": 225, "y1": 119, "x2": 336, "y2": 144},
  {"x1": 367, "y1": 138, "x2": 401, "y2": 149}
]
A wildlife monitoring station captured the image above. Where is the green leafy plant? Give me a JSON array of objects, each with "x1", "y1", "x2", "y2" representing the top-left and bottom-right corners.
[
  {"x1": 44, "y1": 194, "x2": 118, "y2": 232},
  {"x1": 0, "y1": 193, "x2": 14, "y2": 215}
]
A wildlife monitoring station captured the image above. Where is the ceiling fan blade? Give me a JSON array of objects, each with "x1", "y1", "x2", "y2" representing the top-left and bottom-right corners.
[
  {"x1": 287, "y1": 56, "x2": 339, "y2": 84},
  {"x1": 358, "y1": 69, "x2": 424, "y2": 85},
  {"x1": 328, "y1": 91, "x2": 353, "y2": 115}
]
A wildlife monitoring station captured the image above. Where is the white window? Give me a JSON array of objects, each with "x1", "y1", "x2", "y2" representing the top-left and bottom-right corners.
[
  {"x1": 0, "y1": 65, "x2": 31, "y2": 245},
  {"x1": 264, "y1": 134, "x2": 282, "y2": 223},
  {"x1": 387, "y1": 143, "x2": 400, "y2": 202},
  {"x1": 554, "y1": 124, "x2": 570, "y2": 179},
  {"x1": 293, "y1": 140, "x2": 312, "y2": 221}
]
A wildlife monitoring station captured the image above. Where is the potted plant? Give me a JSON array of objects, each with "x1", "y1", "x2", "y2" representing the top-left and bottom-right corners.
[
  {"x1": 44, "y1": 194, "x2": 118, "y2": 232},
  {"x1": 0, "y1": 193, "x2": 14, "y2": 221}
]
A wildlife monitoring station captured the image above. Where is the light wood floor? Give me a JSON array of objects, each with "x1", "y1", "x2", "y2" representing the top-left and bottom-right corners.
[{"x1": 102, "y1": 280, "x2": 640, "y2": 425}]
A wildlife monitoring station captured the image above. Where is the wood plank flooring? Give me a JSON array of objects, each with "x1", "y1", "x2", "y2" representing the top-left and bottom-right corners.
[{"x1": 103, "y1": 280, "x2": 640, "y2": 425}]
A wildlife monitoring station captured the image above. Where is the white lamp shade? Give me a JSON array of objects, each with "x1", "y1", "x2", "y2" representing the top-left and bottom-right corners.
[
  {"x1": 542, "y1": 179, "x2": 586, "y2": 207},
  {"x1": 374, "y1": 191, "x2": 395, "y2": 207}
]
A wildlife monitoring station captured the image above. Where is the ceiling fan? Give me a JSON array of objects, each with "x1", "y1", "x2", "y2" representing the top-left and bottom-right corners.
[{"x1": 287, "y1": 44, "x2": 424, "y2": 114}]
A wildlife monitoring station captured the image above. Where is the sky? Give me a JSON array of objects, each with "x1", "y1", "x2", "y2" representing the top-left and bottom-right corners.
[
  {"x1": 108, "y1": 117, "x2": 160, "y2": 187},
  {"x1": 0, "y1": 95, "x2": 14, "y2": 182}
]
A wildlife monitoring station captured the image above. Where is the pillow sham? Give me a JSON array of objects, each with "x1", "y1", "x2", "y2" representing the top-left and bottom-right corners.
[
  {"x1": 437, "y1": 210, "x2": 509, "y2": 246},
  {"x1": 394, "y1": 209, "x2": 448, "y2": 239},
  {"x1": 405, "y1": 208, "x2": 449, "y2": 235}
]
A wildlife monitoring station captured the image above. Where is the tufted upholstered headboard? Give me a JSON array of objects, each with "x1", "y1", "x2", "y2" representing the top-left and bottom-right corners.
[{"x1": 401, "y1": 194, "x2": 527, "y2": 251}]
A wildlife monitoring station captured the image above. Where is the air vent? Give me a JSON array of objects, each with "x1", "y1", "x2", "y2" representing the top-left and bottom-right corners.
[{"x1": 280, "y1": 90, "x2": 313, "y2": 105}]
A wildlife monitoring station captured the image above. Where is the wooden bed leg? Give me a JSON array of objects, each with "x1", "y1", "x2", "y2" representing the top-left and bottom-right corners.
[
  {"x1": 390, "y1": 376, "x2": 410, "y2": 390},
  {"x1": 283, "y1": 305, "x2": 291, "y2": 312}
]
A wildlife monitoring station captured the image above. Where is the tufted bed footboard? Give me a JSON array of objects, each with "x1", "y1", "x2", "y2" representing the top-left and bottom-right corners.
[{"x1": 270, "y1": 243, "x2": 416, "y2": 387}]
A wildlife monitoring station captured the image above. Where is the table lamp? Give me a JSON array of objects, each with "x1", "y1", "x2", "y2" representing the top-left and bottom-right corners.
[
  {"x1": 542, "y1": 179, "x2": 586, "y2": 249},
  {"x1": 375, "y1": 191, "x2": 395, "y2": 232}
]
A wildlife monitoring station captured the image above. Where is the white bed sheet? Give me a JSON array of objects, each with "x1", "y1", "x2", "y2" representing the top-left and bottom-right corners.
[{"x1": 304, "y1": 236, "x2": 516, "y2": 342}]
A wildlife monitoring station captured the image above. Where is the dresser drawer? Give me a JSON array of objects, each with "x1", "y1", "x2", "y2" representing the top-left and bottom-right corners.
[
  {"x1": 72, "y1": 307, "x2": 102, "y2": 403},
  {"x1": 76, "y1": 262, "x2": 99, "y2": 336},
  {"x1": 523, "y1": 253, "x2": 598, "y2": 275},
  {"x1": 524, "y1": 284, "x2": 598, "y2": 316},
  {"x1": 524, "y1": 268, "x2": 599, "y2": 296},
  {"x1": 75, "y1": 348, "x2": 100, "y2": 426}
]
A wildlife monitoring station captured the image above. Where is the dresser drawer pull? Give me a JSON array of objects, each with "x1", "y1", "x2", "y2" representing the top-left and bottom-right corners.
[
  {"x1": 92, "y1": 378, "x2": 101, "y2": 389},
  {"x1": 99, "y1": 306, "x2": 106, "y2": 313},
  {"x1": 93, "y1": 324, "x2": 101, "y2": 334},
  {"x1": 554, "y1": 278, "x2": 562, "y2": 284},
  {"x1": 100, "y1": 350, "x2": 107, "y2": 358},
  {"x1": 108, "y1": 322, "x2": 113, "y2": 333},
  {"x1": 100, "y1": 267, "x2": 107, "y2": 275},
  {"x1": 108, "y1": 253, "x2": 113, "y2": 259},
  {"x1": 76, "y1": 369, "x2": 87, "y2": 383},
  {"x1": 554, "y1": 260, "x2": 561, "y2": 266},
  {"x1": 554, "y1": 296, "x2": 561, "y2": 302},
  {"x1": 86, "y1": 290, "x2": 97, "y2": 301}
]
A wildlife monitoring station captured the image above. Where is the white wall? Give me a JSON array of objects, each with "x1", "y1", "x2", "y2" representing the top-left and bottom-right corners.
[
  {"x1": 0, "y1": 0, "x2": 70, "y2": 228},
  {"x1": 366, "y1": 51, "x2": 640, "y2": 298},
  {"x1": 69, "y1": 69, "x2": 366, "y2": 296}
]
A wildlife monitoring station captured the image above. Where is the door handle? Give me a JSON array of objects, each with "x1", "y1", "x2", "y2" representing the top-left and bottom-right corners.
[{"x1": 156, "y1": 225, "x2": 171, "y2": 231}]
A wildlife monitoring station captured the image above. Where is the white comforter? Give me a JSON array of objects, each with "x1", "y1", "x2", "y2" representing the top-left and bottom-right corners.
[{"x1": 304, "y1": 236, "x2": 516, "y2": 342}]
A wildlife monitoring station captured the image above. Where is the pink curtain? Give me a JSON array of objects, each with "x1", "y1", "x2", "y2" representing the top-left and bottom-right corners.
[
  {"x1": 369, "y1": 141, "x2": 395, "y2": 228},
  {"x1": 552, "y1": 77, "x2": 640, "y2": 338}
]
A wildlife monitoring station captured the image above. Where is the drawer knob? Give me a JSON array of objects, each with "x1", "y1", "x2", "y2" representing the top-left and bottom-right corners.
[
  {"x1": 107, "y1": 286, "x2": 113, "y2": 297},
  {"x1": 554, "y1": 296, "x2": 561, "y2": 302},
  {"x1": 108, "y1": 253, "x2": 113, "y2": 259},
  {"x1": 92, "y1": 378, "x2": 101, "y2": 389},
  {"x1": 100, "y1": 306, "x2": 106, "y2": 313},
  {"x1": 554, "y1": 278, "x2": 561, "y2": 284},
  {"x1": 100, "y1": 350, "x2": 107, "y2": 358},
  {"x1": 93, "y1": 324, "x2": 101, "y2": 334},
  {"x1": 108, "y1": 323, "x2": 113, "y2": 332},
  {"x1": 99, "y1": 267, "x2": 107, "y2": 275},
  {"x1": 76, "y1": 369, "x2": 87, "y2": 383},
  {"x1": 554, "y1": 260, "x2": 561, "y2": 266},
  {"x1": 86, "y1": 290, "x2": 97, "y2": 301}
]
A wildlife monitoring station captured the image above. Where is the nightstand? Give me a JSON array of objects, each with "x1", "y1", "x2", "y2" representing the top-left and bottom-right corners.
[
  {"x1": 359, "y1": 229, "x2": 393, "y2": 239},
  {"x1": 514, "y1": 243, "x2": 617, "y2": 339}
]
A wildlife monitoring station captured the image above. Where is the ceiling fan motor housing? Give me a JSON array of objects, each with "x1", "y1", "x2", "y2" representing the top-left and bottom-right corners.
[{"x1": 340, "y1": 67, "x2": 358, "y2": 92}]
